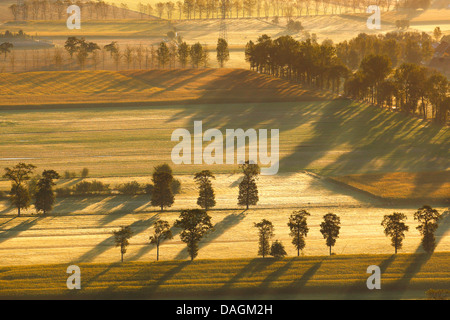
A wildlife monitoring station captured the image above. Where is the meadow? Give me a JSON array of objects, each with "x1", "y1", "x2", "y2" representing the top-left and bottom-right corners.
[{"x1": 0, "y1": 253, "x2": 449, "y2": 299}]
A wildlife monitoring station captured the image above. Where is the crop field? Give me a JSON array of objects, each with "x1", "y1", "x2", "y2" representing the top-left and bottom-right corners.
[
  {"x1": 0, "y1": 253, "x2": 449, "y2": 299},
  {"x1": 0, "y1": 69, "x2": 448, "y2": 267}
]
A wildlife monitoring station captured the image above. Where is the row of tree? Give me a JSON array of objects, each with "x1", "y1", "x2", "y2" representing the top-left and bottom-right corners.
[
  {"x1": 9, "y1": 0, "x2": 427, "y2": 22},
  {"x1": 245, "y1": 33, "x2": 449, "y2": 123},
  {"x1": 1, "y1": 161, "x2": 257, "y2": 216},
  {"x1": 113, "y1": 204, "x2": 442, "y2": 262}
]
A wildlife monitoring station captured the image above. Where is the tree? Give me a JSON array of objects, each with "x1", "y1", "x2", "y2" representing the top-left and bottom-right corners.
[
  {"x1": 359, "y1": 54, "x2": 392, "y2": 104},
  {"x1": 177, "y1": 41, "x2": 190, "y2": 67},
  {"x1": 433, "y1": 26, "x2": 442, "y2": 42},
  {"x1": 174, "y1": 209, "x2": 213, "y2": 260},
  {"x1": 414, "y1": 205, "x2": 441, "y2": 254},
  {"x1": 288, "y1": 209, "x2": 310, "y2": 256},
  {"x1": 157, "y1": 41, "x2": 170, "y2": 68},
  {"x1": 254, "y1": 219, "x2": 274, "y2": 258},
  {"x1": 237, "y1": 161, "x2": 260, "y2": 209},
  {"x1": 0, "y1": 42, "x2": 13, "y2": 60},
  {"x1": 64, "y1": 37, "x2": 79, "y2": 58},
  {"x1": 194, "y1": 170, "x2": 216, "y2": 211},
  {"x1": 270, "y1": 240, "x2": 287, "y2": 258},
  {"x1": 320, "y1": 213, "x2": 341, "y2": 255},
  {"x1": 104, "y1": 41, "x2": 119, "y2": 57},
  {"x1": 189, "y1": 42, "x2": 203, "y2": 68},
  {"x1": 151, "y1": 165, "x2": 175, "y2": 211},
  {"x1": 34, "y1": 170, "x2": 60, "y2": 215},
  {"x1": 216, "y1": 38, "x2": 230, "y2": 68},
  {"x1": 3, "y1": 163, "x2": 36, "y2": 216},
  {"x1": 381, "y1": 212, "x2": 409, "y2": 254},
  {"x1": 149, "y1": 220, "x2": 173, "y2": 261},
  {"x1": 113, "y1": 226, "x2": 133, "y2": 262}
]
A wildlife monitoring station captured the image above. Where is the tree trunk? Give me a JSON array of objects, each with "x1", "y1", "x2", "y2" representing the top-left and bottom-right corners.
[
  {"x1": 157, "y1": 244, "x2": 159, "y2": 261},
  {"x1": 329, "y1": 245, "x2": 331, "y2": 256}
]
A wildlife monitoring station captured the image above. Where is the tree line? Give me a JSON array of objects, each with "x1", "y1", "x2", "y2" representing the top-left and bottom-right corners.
[
  {"x1": 2, "y1": 162, "x2": 444, "y2": 262},
  {"x1": 1, "y1": 161, "x2": 256, "y2": 216},
  {"x1": 114, "y1": 204, "x2": 442, "y2": 262},
  {"x1": 9, "y1": 0, "x2": 418, "y2": 22},
  {"x1": 245, "y1": 32, "x2": 449, "y2": 124}
]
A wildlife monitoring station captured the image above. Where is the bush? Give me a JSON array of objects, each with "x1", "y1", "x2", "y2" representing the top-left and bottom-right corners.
[
  {"x1": 272, "y1": 16, "x2": 279, "y2": 24},
  {"x1": 117, "y1": 181, "x2": 141, "y2": 195},
  {"x1": 270, "y1": 240, "x2": 287, "y2": 258},
  {"x1": 171, "y1": 178, "x2": 181, "y2": 194},
  {"x1": 144, "y1": 183, "x2": 154, "y2": 195},
  {"x1": 81, "y1": 168, "x2": 89, "y2": 178},
  {"x1": 74, "y1": 180, "x2": 110, "y2": 195},
  {"x1": 55, "y1": 187, "x2": 71, "y2": 197},
  {"x1": 287, "y1": 19, "x2": 303, "y2": 33}
]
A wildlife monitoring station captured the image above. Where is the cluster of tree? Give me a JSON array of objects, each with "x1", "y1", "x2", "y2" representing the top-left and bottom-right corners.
[
  {"x1": 0, "y1": 30, "x2": 31, "y2": 39},
  {"x1": 345, "y1": 55, "x2": 449, "y2": 123},
  {"x1": 55, "y1": 37, "x2": 229, "y2": 71},
  {"x1": 245, "y1": 34, "x2": 350, "y2": 94},
  {"x1": 246, "y1": 32, "x2": 448, "y2": 123},
  {"x1": 336, "y1": 32, "x2": 434, "y2": 70},
  {"x1": 115, "y1": 204, "x2": 442, "y2": 262}
]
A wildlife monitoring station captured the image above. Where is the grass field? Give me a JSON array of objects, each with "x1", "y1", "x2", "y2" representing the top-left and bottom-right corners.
[
  {"x1": 0, "y1": 253, "x2": 449, "y2": 299},
  {"x1": 331, "y1": 171, "x2": 450, "y2": 202}
]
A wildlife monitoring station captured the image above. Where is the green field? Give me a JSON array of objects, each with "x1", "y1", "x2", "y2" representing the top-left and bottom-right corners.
[
  {"x1": 0, "y1": 98, "x2": 448, "y2": 178},
  {"x1": 0, "y1": 253, "x2": 448, "y2": 299}
]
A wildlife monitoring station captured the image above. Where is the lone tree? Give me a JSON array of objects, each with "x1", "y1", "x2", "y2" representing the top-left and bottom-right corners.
[
  {"x1": 194, "y1": 170, "x2": 216, "y2": 211},
  {"x1": 270, "y1": 240, "x2": 287, "y2": 258},
  {"x1": 34, "y1": 170, "x2": 60, "y2": 215},
  {"x1": 113, "y1": 226, "x2": 133, "y2": 262},
  {"x1": 216, "y1": 38, "x2": 230, "y2": 68},
  {"x1": 149, "y1": 220, "x2": 173, "y2": 261},
  {"x1": 288, "y1": 209, "x2": 310, "y2": 256},
  {"x1": 320, "y1": 213, "x2": 341, "y2": 255},
  {"x1": 238, "y1": 161, "x2": 260, "y2": 210},
  {"x1": 3, "y1": 163, "x2": 36, "y2": 216},
  {"x1": 254, "y1": 219, "x2": 274, "y2": 258},
  {"x1": 151, "y1": 164, "x2": 174, "y2": 211},
  {"x1": 414, "y1": 205, "x2": 441, "y2": 254},
  {"x1": 381, "y1": 212, "x2": 409, "y2": 254},
  {"x1": 174, "y1": 209, "x2": 213, "y2": 260}
]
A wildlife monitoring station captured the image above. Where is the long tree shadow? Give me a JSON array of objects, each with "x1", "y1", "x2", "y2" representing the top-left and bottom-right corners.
[
  {"x1": 0, "y1": 217, "x2": 40, "y2": 244},
  {"x1": 390, "y1": 209, "x2": 449, "y2": 298},
  {"x1": 288, "y1": 259, "x2": 324, "y2": 290},
  {"x1": 98, "y1": 195, "x2": 152, "y2": 226},
  {"x1": 75, "y1": 214, "x2": 159, "y2": 263},
  {"x1": 173, "y1": 210, "x2": 247, "y2": 260},
  {"x1": 257, "y1": 258, "x2": 296, "y2": 294},
  {"x1": 217, "y1": 258, "x2": 278, "y2": 294},
  {"x1": 129, "y1": 260, "x2": 192, "y2": 298}
]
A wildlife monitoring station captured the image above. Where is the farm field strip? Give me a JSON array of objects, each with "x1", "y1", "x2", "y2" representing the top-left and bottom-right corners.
[{"x1": 0, "y1": 252, "x2": 449, "y2": 299}]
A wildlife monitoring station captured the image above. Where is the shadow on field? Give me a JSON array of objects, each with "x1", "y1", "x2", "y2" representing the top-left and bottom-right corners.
[
  {"x1": 75, "y1": 214, "x2": 159, "y2": 263},
  {"x1": 173, "y1": 210, "x2": 247, "y2": 260},
  {"x1": 288, "y1": 260, "x2": 324, "y2": 290},
  {"x1": 166, "y1": 97, "x2": 448, "y2": 204},
  {"x1": 0, "y1": 217, "x2": 39, "y2": 244},
  {"x1": 98, "y1": 195, "x2": 151, "y2": 226},
  {"x1": 393, "y1": 209, "x2": 450, "y2": 298},
  {"x1": 218, "y1": 258, "x2": 278, "y2": 294}
]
